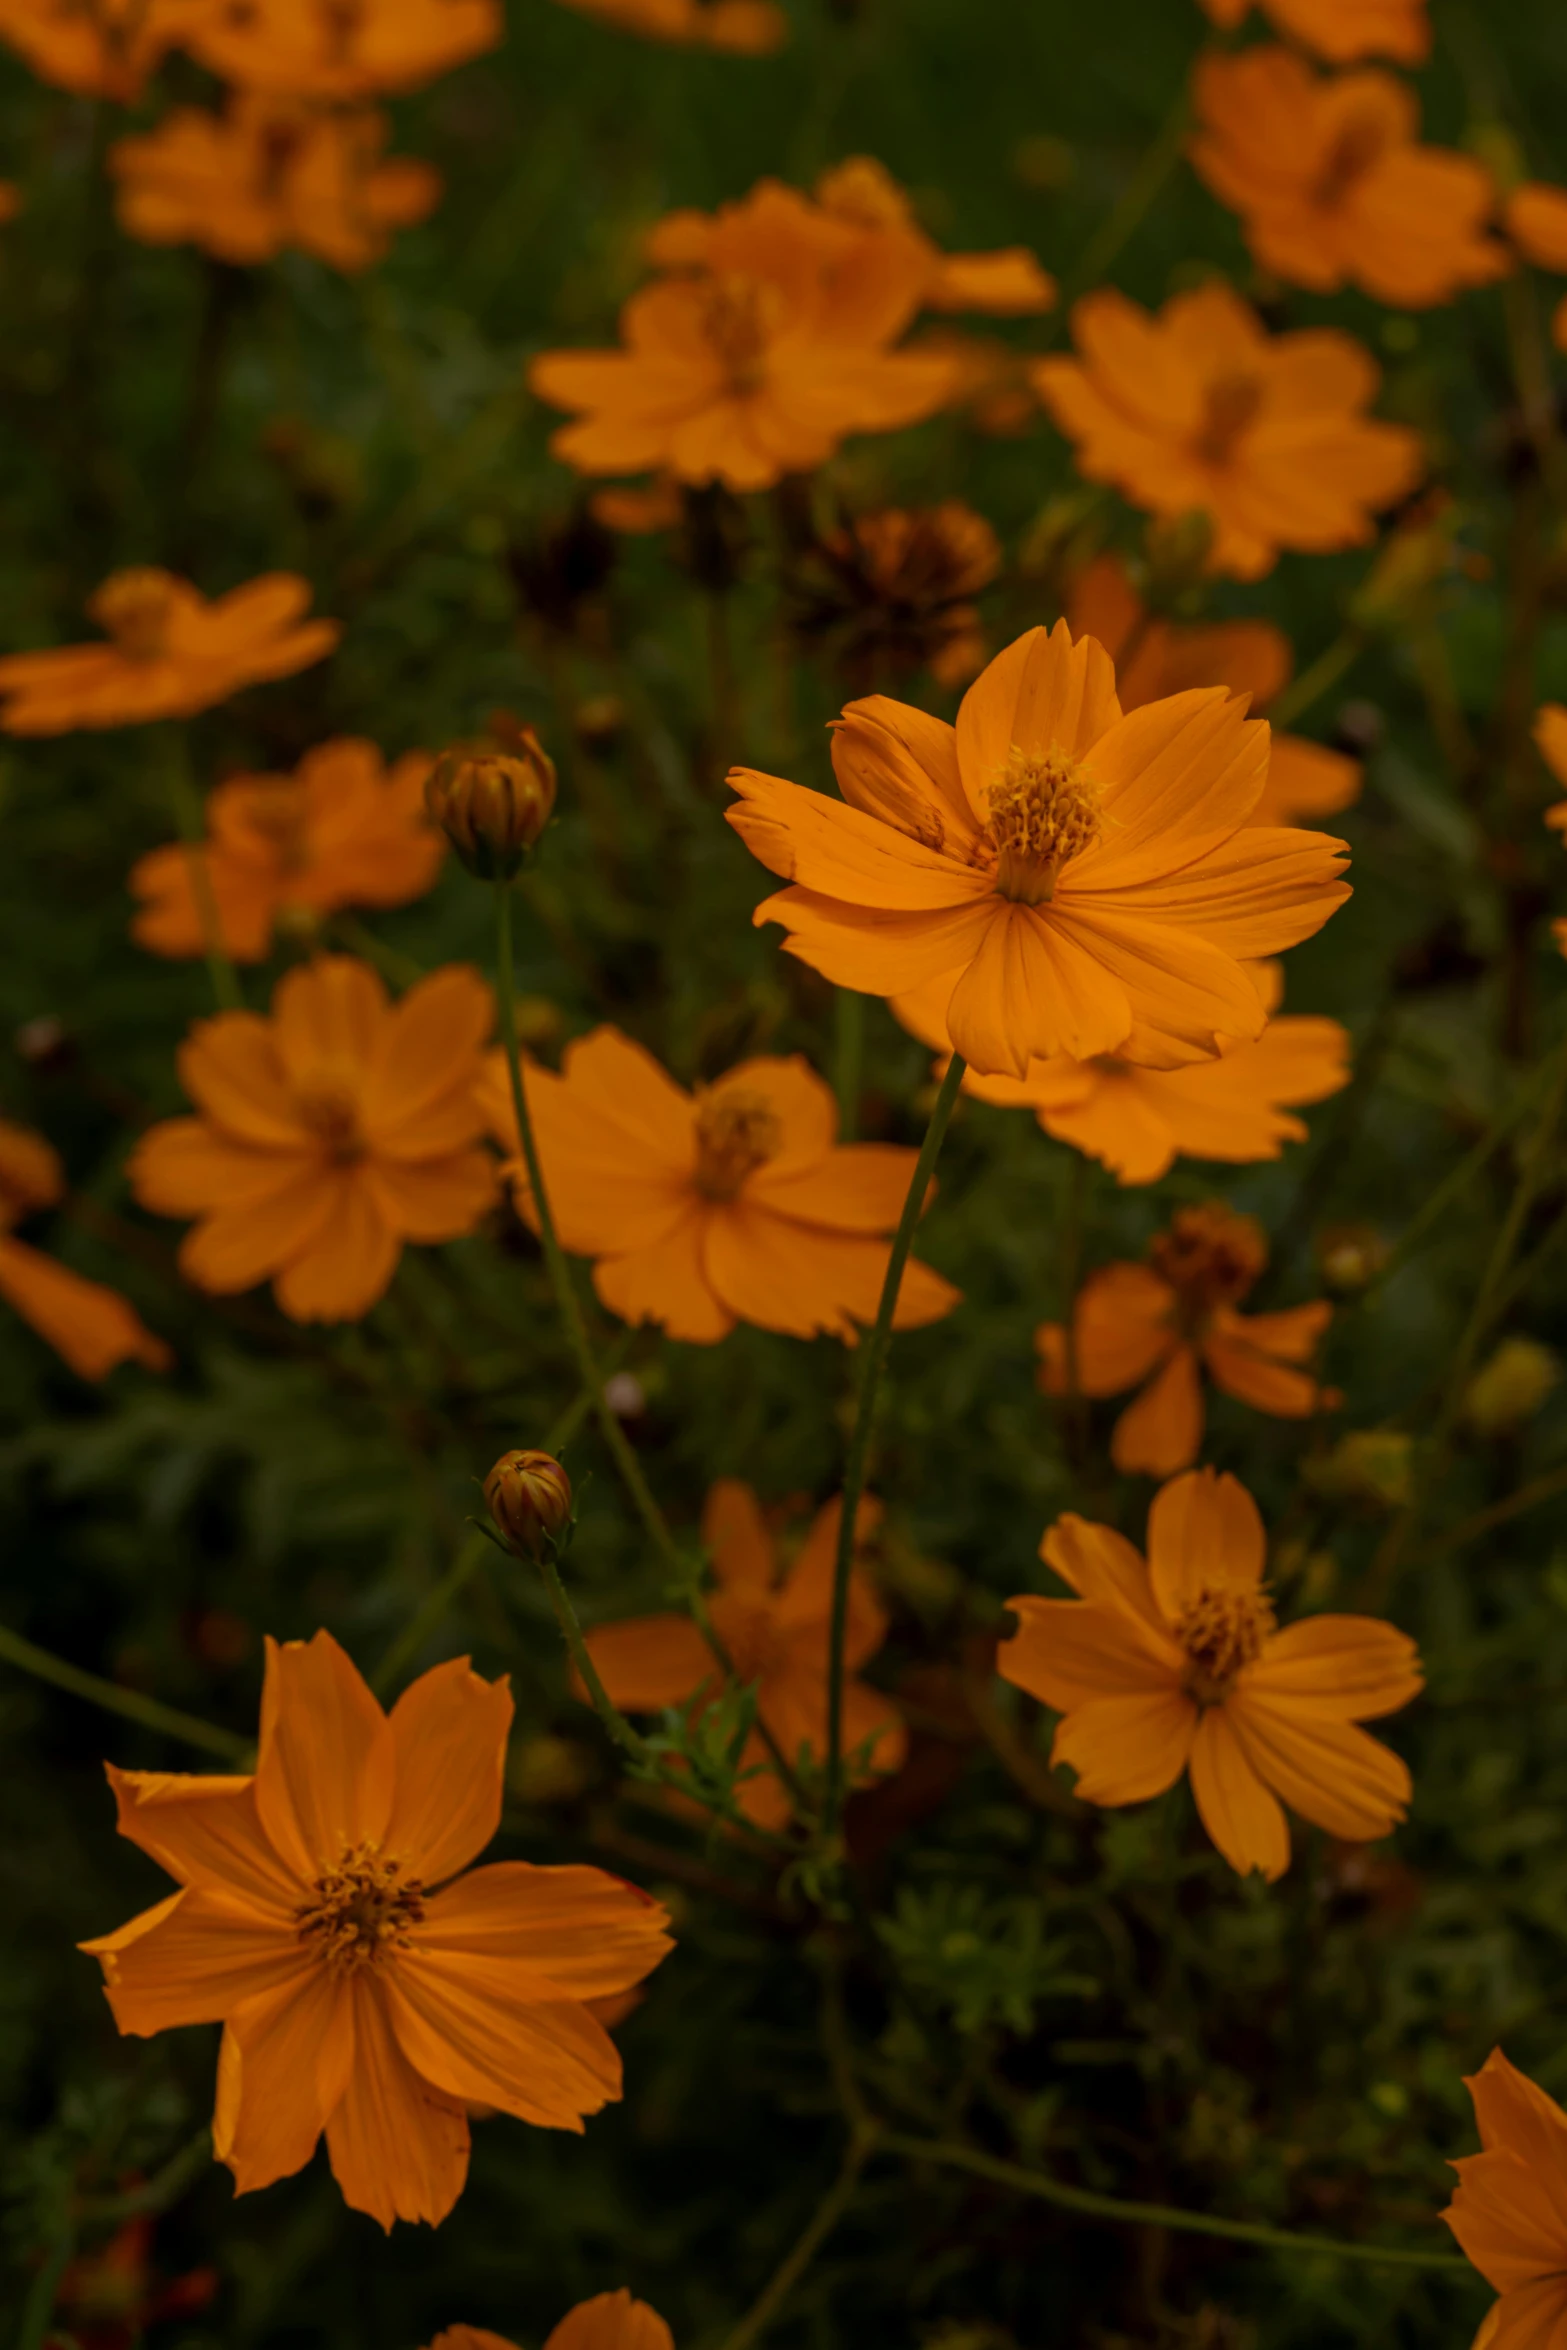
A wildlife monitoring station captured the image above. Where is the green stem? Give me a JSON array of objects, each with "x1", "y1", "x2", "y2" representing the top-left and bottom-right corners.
[
  {"x1": 370, "y1": 1528, "x2": 489, "y2": 1699},
  {"x1": 15, "y1": 2225, "x2": 74, "y2": 2350},
  {"x1": 493, "y1": 879, "x2": 686, "y2": 1584},
  {"x1": 879, "y1": 2134, "x2": 1469, "y2": 2269},
  {"x1": 712, "y1": 2124, "x2": 879, "y2": 2350},
  {"x1": 1056, "y1": 89, "x2": 1192, "y2": 313},
  {"x1": 535, "y1": 1550, "x2": 649, "y2": 1765},
  {"x1": 1426, "y1": 1458, "x2": 1567, "y2": 1562},
  {"x1": 823, "y1": 1052, "x2": 965, "y2": 1835},
  {"x1": 0, "y1": 1622, "x2": 249, "y2": 1762},
  {"x1": 1268, "y1": 632, "x2": 1364, "y2": 732},
  {"x1": 80, "y1": 2125, "x2": 213, "y2": 2227},
  {"x1": 330, "y1": 913, "x2": 426, "y2": 989},
  {"x1": 160, "y1": 732, "x2": 240, "y2": 1013},
  {"x1": 1356, "y1": 1055, "x2": 1557, "y2": 1303}
]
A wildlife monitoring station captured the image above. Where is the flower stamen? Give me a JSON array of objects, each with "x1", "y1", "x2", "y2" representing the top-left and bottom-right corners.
[
  {"x1": 1174, "y1": 1584, "x2": 1276, "y2": 1705},
  {"x1": 1194, "y1": 372, "x2": 1264, "y2": 467},
  {"x1": 693, "y1": 1088, "x2": 781, "y2": 1198},
  {"x1": 986, "y1": 742, "x2": 1105, "y2": 904},
  {"x1": 295, "y1": 1840, "x2": 425, "y2": 1972},
  {"x1": 700, "y1": 273, "x2": 782, "y2": 397},
  {"x1": 293, "y1": 1072, "x2": 365, "y2": 1160}
]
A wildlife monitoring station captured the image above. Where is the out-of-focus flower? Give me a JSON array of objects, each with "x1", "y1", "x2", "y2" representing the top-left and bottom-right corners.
[
  {"x1": 529, "y1": 181, "x2": 957, "y2": 493},
  {"x1": 788, "y1": 501, "x2": 1001, "y2": 691},
  {"x1": 0, "y1": 1122, "x2": 170, "y2": 1379},
  {"x1": 1191, "y1": 49, "x2": 1506, "y2": 307},
  {"x1": 1443, "y1": 2049, "x2": 1567, "y2": 2345},
  {"x1": 425, "y1": 729, "x2": 558, "y2": 879},
  {"x1": 50, "y1": 2215, "x2": 216, "y2": 2350},
  {"x1": 893, "y1": 963, "x2": 1350, "y2": 1186},
  {"x1": 1066, "y1": 553, "x2": 1362, "y2": 826},
  {"x1": 1508, "y1": 184, "x2": 1567, "y2": 351},
  {"x1": 582, "y1": 1480, "x2": 905, "y2": 1828},
  {"x1": 479, "y1": 1028, "x2": 958, "y2": 1343},
  {"x1": 81, "y1": 1632, "x2": 673, "y2": 2227},
  {"x1": 129, "y1": 740, "x2": 442, "y2": 964},
  {"x1": 0, "y1": 570, "x2": 338, "y2": 735},
  {"x1": 550, "y1": 0, "x2": 787, "y2": 52},
  {"x1": 110, "y1": 97, "x2": 440, "y2": 271},
  {"x1": 184, "y1": 0, "x2": 501, "y2": 96},
  {"x1": 1305, "y1": 1429, "x2": 1414, "y2": 1510},
  {"x1": 1036, "y1": 1201, "x2": 1339, "y2": 1474},
  {"x1": 728, "y1": 620, "x2": 1350, "y2": 1078},
  {"x1": 1032, "y1": 283, "x2": 1424, "y2": 580},
  {"x1": 0, "y1": 0, "x2": 210, "y2": 99},
  {"x1": 1538, "y1": 705, "x2": 1567, "y2": 820},
  {"x1": 908, "y1": 327, "x2": 1040, "y2": 435},
  {"x1": 1197, "y1": 0, "x2": 1430, "y2": 63},
  {"x1": 427, "y1": 2292, "x2": 675, "y2": 2350},
  {"x1": 130, "y1": 958, "x2": 496, "y2": 1324},
  {"x1": 1463, "y1": 1337, "x2": 1559, "y2": 1436},
  {"x1": 813, "y1": 155, "x2": 1056, "y2": 317},
  {"x1": 999, "y1": 1466, "x2": 1422, "y2": 1880},
  {"x1": 590, "y1": 478, "x2": 685, "y2": 535},
  {"x1": 1317, "y1": 1222, "x2": 1389, "y2": 1294}
]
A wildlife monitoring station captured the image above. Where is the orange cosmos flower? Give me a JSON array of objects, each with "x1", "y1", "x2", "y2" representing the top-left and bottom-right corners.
[
  {"x1": 550, "y1": 0, "x2": 787, "y2": 51},
  {"x1": 1032, "y1": 283, "x2": 1424, "y2": 581},
  {"x1": 1197, "y1": 0, "x2": 1430, "y2": 62},
  {"x1": 1444, "y1": 2049, "x2": 1567, "y2": 2348},
  {"x1": 528, "y1": 180, "x2": 956, "y2": 492},
  {"x1": 1507, "y1": 184, "x2": 1567, "y2": 354},
  {"x1": 583, "y1": 1480, "x2": 905, "y2": 1830},
  {"x1": 0, "y1": 1121, "x2": 170, "y2": 1379},
  {"x1": 893, "y1": 964, "x2": 1350, "y2": 1186},
  {"x1": 184, "y1": 0, "x2": 500, "y2": 95},
  {"x1": 0, "y1": 569, "x2": 338, "y2": 735},
  {"x1": 727, "y1": 618, "x2": 1351, "y2": 1079},
  {"x1": 813, "y1": 156, "x2": 1056, "y2": 319},
  {"x1": 1066, "y1": 554, "x2": 1362, "y2": 828},
  {"x1": 1191, "y1": 49, "x2": 1506, "y2": 308},
  {"x1": 129, "y1": 957, "x2": 496, "y2": 1324},
  {"x1": 1036, "y1": 1200, "x2": 1339, "y2": 1474},
  {"x1": 111, "y1": 96, "x2": 440, "y2": 272},
  {"x1": 479, "y1": 1028, "x2": 957, "y2": 1343},
  {"x1": 129, "y1": 739, "x2": 442, "y2": 964},
  {"x1": 81, "y1": 1631, "x2": 673, "y2": 2226},
  {"x1": 999, "y1": 1467, "x2": 1421, "y2": 1880},
  {"x1": 428, "y1": 2292, "x2": 674, "y2": 2350},
  {"x1": 0, "y1": 0, "x2": 210, "y2": 99}
]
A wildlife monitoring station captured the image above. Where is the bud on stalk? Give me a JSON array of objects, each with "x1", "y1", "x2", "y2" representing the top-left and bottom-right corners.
[
  {"x1": 484, "y1": 1448, "x2": 573, "y2": 1559},
  {"x1": 426, "y1": 727, "x2": 557, "y2": 879}
]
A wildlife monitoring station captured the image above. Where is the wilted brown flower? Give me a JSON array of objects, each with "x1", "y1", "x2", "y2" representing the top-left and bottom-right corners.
[{"x1": 789, "y1": 501, "x2": 1002, "y2": 691}]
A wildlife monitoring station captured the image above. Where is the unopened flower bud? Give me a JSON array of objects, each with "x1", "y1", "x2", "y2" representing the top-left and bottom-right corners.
[
  {"x1": 1317, "y1": 1223, "x2": 1390, "y2": 1295},
  {"x1": 426, "y1": 730, "x2": 556, "y2": 879},
  {"x1": 1305, "y1": 1431, "x2": 1414, "y2": 1511},
  {"x1": 1464, "y1": 1337, "x2": 1559, "y2": 1437},
  {"x1": 484, "y1": 1448, "x2": 572, "y2": 1558}
]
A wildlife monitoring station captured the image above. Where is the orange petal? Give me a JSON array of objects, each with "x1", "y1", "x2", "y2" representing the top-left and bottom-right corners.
[
  {"x1": 946, "y1": 902, "x2": 1131, "y2": 1075},
  {"x1": 544, "y1": 2291, "x2": 675, "y2": 2350},
  {"x1": 703, "y1": 1479, "x2": 776, "y2": 1594},
  {"x1": 1226, "y1": 1691, "x2": 1411, "y2": 1842},
  {"x1": 747, "y1": 1141, "x2": 927, "y2": 1232},
  {"x1": 583, "y1": 1613, "x2": 719, "y2": 1711},
  {"x1": 363, "y1": 1150, "x2": 497, "y2": 1244},
  {"x1": 1038, "y1": 1514, "x2": 1168, "y2": 1637},
  {"x1": 1247, "y1": 1617, "x2": 1422, "y2": 1720},
  {"x1": 594, "y1": 1211, "x2": 735, "y2": 1342},
  {"x1": 385, "y1": 1952, "x2": 621, "y2": 2129},
  {"x1": 1000, "y1": 1595, "x2": 1183, "y2": 1711},
  {"x1": 1049, "y1": 1687, "x2": 1197, "y2": 1804},
  {"x1": 216, "y1": 1964, "x2": 356, "y2": 2196},
  {"x1": 702, "y1": 1202, "x2": 958, "y2": 1339},
  {"x1": 80, "y1": 1886, "x2": 310, "y2": 2034},
  {"x1": 955, "y1": 620, "x2": 1121, "y2": 824},
  {"x1": 1147, "y1": 1467, "x2": 1266, "y2": 1620},
  {"x1": 362, "y1": 964, "x2": 492, "y2": 1149},
  {"x1": 830, "y1": 697, "x2": 977, "y2": 847},
  {"x1": 272, "y1": 955, "x2": 386, "y2": 1094},
  {"x1": 1111, "y1": 1345, "x2": 1205, "y2": 1476},
  {"x1": 1188, "y1": 1706, "x2": 1290, "y2": 1879},
  {"x1": 104, "y1": 1764, "x2": 298, "y2": 1910},
  {"x1": 413, "y1": 1862, "x2": 674, "y2": 1997},
  {"x1": 0, "y1": 1236, "x2": 170, "y2": 1377},
  {"x1": 1446, "y1": 2144, "x2": 1567, "y2": 2297},
  {"x1": 271, "y1": 1172, "x2": 401, "y2": 1322},
  {"x1": 384, "y1": 1659, "x2": 512, "y2": 1886},
  {"x1": 325, "y1": 1975, "x2": 470, "y2": 2230},
  {"x1": 726, "y1": 766, "x2": 992, "y2": 909},
  {"x1": 1071, "y1": 1262, "x2": 1178, "y2": 1394},
  {"x1": 1202, "y1": 1327, "x2": 1329, "y2": 1417},
  {"x1": 254, "y1": 1629, "x2": 395, "y2": 1882}
]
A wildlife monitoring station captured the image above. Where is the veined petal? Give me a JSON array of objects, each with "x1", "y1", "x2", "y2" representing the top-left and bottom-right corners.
[
  {"x1": 1468, "y1": 2047, "x2": 1567, "y2": 2170},
  {"x1": 254, "y1": 1630, "x2": 395, "y2": 1883},
  {"x1": 726, "y1": 767, "x2": 992, "y2": 908},
  {"x1": 325, "y1": 1974, "x2": 469, "y2": 2230},
  {"x1": 1189, "y1": 1706, "x2": 1290, "y2": 1880},
  {"x1": 1247, "y1": 1617, "x2": 1422, "y2": 1719},
  {"x1": 832, "y1": 696, "x2": 976, "y2": 841},
  {"x1": 216, "y1": 1965, "x2": 355, "y2": 2196},
  {"x1": 81, "y1": 1886, "x2": 310, "y2": 2033},
  {"x1": 104, "y1": 1765, "x2": 298, "y2": 1911},
  {"x1": 1225, "y1": 1693, "x2": 1411, "y2": 1842},
  {"x1": 386, "y1": 1951, "x2": 621, "y2": 2129},
  {"x1": 1148, "y1": 1468, "x2": 1266, "y2": 1622},
  {"x1": 411, "y1": 1863, "x2": 673, "y2": 1997},
  {"x1": 1070, "y1": 825, "x2": 1351, "y2": 958},
  {"x1": 1049, "y1": 1688, "x2": 1197, "y2": 1804},
  {"x1": 999, "y1": 1595, "x2": 1183, "y2": 1710},
  {"x1": 1039, "y1": 1515, "x2": 1170, "y2": 1642},
  {"x1": 1070, "y1": 689, "x2": 1269, "y2": 889},
  {"x1": 956, "y1": 621, "x2": 1121, "y2": 825},
  {"x1": 746, "y1": 1141, "x2": 926, "y2": 1231},
  {"x1": 1045, "y1": 905, "x2": 1268, "y2": 1062},
  {"x1": 759, "y1": 887, "x2": 994, "y2": 995},
  {"x1": 384, "y1": 1659, "x2": 512, "y2": 1887},
  {"x1": 946, "y1": 902, "x2": 1132, "y2": 1075}
]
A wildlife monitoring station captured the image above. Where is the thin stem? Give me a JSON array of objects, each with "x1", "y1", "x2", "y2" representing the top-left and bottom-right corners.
[
  {"x1": 1426, "y1": 1458, "x2": 1567, "y2": 1562},
  {"x1": 879, "y1": 2134, "x2": 1469, "y2": 2269},
  {"x1": 1355, "y1": 1055, "x2": 1556, "y2": 1303},
  {"x1": 0, "y1": 1622, "x2": 249, "y2": 1761},
  {"x1": 80, "y1": 2125, "x2": 213, "y2": 2227},
  {"x1": 493, "y1": 879, "x2": 686, "y2": 1584},
  {"x1": 535, "y1": 1550, "x2": 649, "y2": 1765},
  {"x1": 15, "y1": 2224, "x2": 74, "y2": 2350},
  {"x1": 370, "y1": 1528, "x2": 489, "y2": 1699},
  {"x1": 1268, "y1": 632, "x2": 1364, "y2": 732},
  {"x1": 712, "y1": 2124, "x2": 878, "y2": 2350},
  {"x1": 1056, "y1": 88, "x2": 1192, "y2": 313},
  {"x1": 160, "y1": 731, "x2": 240, "y2": 1013},
  {"x1": 824, "y1": 1052, "x2": 965, "y2": 1834}
]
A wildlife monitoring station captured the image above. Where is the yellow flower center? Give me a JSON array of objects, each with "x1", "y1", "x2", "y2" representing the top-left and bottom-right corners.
[
  {"x1": 1312, "y1": 108, "x2": 1392, "y2": 209},
  {"x1": 1194, "y1": 372, "x2": 1264, "y2": 467},
  {"x1": 701, "y1": 273, "x2": 784, "y2": 396},
  {"x1": 295, "y1": 1840, "x2": 425, "y2": 1972},
  {"x1": 693, "y1": 1088, "x2": 781, "y2": 1199},
  {"x1": 294, "y1": 1073, "x2": 366, "y2": 1160},
  {"x1": 1173, "y1": 1585, "x2": 1276, "y2": 1705},
  {"x1": 986, "y1": 742, "x2": 1105, "y2": 904},
  {"x1": 91, "y1": 567, "x2": 179, "y2": 663}
]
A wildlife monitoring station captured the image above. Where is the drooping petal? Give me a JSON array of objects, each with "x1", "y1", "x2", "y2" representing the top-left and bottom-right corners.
[
  {"x1": 214, "y1": 1965, "x2": 356, "y2": 2196},
  {"x1": 325, "y1": 1974, "x2": 470, "y2": 2230},
  {"x1": 1111, "y1": 1345, "x2": 1205, "y2": 1477},
  {"x1": 1147, "y1": 1467, "x2": 1267, "y2": 1623},
  {"x1": 254, "y1": 1630, "x2": 395, "y2": 1883},
  {"x1": 1188, "y1": 1706, "x2": 1290, "y2": 1880},
  {"x1": 384, "y1": 1659, "x2": 513, "y2": 1887},
  {"x1": 412, "y1": 1863, "x2": 673, "y2": 1997}
]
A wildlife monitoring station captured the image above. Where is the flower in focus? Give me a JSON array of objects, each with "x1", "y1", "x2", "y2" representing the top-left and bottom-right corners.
[
  {"x1": 582, "y1": 1479, "x2": 906, "y2": 1827},
  {"x1": 893, "y1": 964, "x2": 1351, "y2": 1186},
  {"x1": 550, "y1": 0, "x2": 787, "y2": 51},
  {"x1": 425, "y1": 726, "x2": 558, "y2": 878},
  {"x1": 1066, "y1": 553, "x2": 1363, "y2": 826},
  {"x1": 1191, "y1": 48, "x2": 1506, "y2": 306},
  {"x1": 1508, "y1": 184, "x2": 1567, "y2": 351},
  {"x1": 49, "y1": 2215, "x2": 217, "y2": 2350},
  {"x1": 129, "y1": 739, "x2": 442, "y2": 963},
  {"x1": 81, "y1": 1632, "x2": 673, "y2": 2226},
  {"x1": 813, "y1": 155, "x2": 1056, "y2": 317},
  {"x1": 999, "y1": 1466, "x2": 1421, "y2": 1879},
  {"x1": 529, "y1": 181, "x2": 958, "y2": 493},
  {"x1": 129, "y1": 957, "x2": 496, "y2": 1323},
  {"x1": 0, "y1": 1121, "x2": 170, "y2": 1380},
  {"x1": 788, "y1": 502, "x2": 1002, "y2": 692},
  {"x1": 1036, "y1": 1200, "x2": 1340, "y2": 1473},
  {"x1": 184, "y1": 0, "x2": 501, "y2": 95},
  {"x1": 0, "y1": 570, "x2": 339, "y2": 735},
  {"x1": 0, "y1": 0, "x2": 209, "y2": 98},
  {"x1": 478, "y1": 1028, "x2": 958, "y2": 1343},
  {"x1": 1197, "y1": 0, "x2": 1430, "y2": 62},
  {"x1": 110, "y1": 97, "x2": 441, "y2": 271},
  {"x1": 1032, "y1": 283, "x2": 1424, "y2": 580},
  {"x1": 728, "y1": 619, "x2": 1351, "y2": 1078},
  {"x1": 1443, "y1": 2048, "x2": 1567, "y2": 2345},
  {"x1": 428, "y1": 2290, "x2": 674, "y2": 2350}
]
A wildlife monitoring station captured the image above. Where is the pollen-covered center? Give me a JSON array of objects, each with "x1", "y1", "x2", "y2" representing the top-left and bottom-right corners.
[
  {"x1": 1174, "y1": 1585, "x2": 1276, "y2": 1706},
  {"x1": 986, "y1": 742, "x2": 1105, "y2": 904},
  {"x1": 700, "y1": 273, "x2": 785, "y2": 396},
  {"x1": 1150, "y1": 1204, "x2": 1266, "y2": 1328},
  {"x1": 293, "y1": 1068, "x2": 366, "y2": 1160},
  {"x1": 92, "y1": 568, "x2": 179, "y2": 663},
  {"x1": 693, "y1": 1088, "x2": 781, "y2": 1199},
  {"x1": 1194, "y1": 371, "x2": 1264, "y2": 467},
  {"x1": 295, "y1": 1840, "x2": 425, "y2": 1972}
]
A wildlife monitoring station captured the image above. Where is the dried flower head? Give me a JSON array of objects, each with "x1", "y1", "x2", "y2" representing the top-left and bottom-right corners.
[{"x1": 789, "y1": 502, "x2": 1001, "y2": 692}]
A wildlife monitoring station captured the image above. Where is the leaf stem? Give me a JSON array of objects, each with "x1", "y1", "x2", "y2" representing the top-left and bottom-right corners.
[
  {"x1": 0, "y1": 1622, "x2": 248, "y2": 1762},
  {"x1": 534, "y1": 1549, "x2": 649, "y2": 1766},
  {"x1": 711, "y1": 2122, "x2": 879, "y2": 2350}
]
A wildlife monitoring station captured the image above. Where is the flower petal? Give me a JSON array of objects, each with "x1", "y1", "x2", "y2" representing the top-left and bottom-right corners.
[
  {"x1": 703, "y1": 1478, "x2": 776, "y2": 1594},
  {"x1": 215, "y1": 1964, "x2": 355, "y2": 2197},
  {"x1": 583, "y1": 1612, "x2": 720, "y2": 1710},
  {"x1": 593, "y1": 1209, "x2": 735, "y2": 1341},
  {"x1": 726, "y1": 766, "x2": 993, "y2": 908},
  {"x1": 946, "y1": 903, "x2": 1132, "y2": 1075},
  {"x1": 1188, "y1": 1706, "x2": 1290, "y2": 1879},
  {"x1": 1000, "y1": 1596, "x2": 1183, "y2": 1711},
  {"x1": 80, "y1": 1886, "x2": 310, "y2": 2033},
  {"x1": 385, "y1": 1952, "x2": 622, "y2": 2130},
  {"x1": 412, "y1": 1862, "x2": 674, "y2": 1997},
  {"x1": 271, "y1": 1171, "x2": 401, "y2": 1322},
  {"x1": 544, "y1": 2291, "x2": 675, "y2": 2350},
  {"x1": 325, "y1": 1974, "x2": 470, "y2": 2230},
  {"x1": 1147, "y1": 1467, "x2": 1266, "y2": 1621},
  {"x1": 956, "y1": 620, "x2": 1121, "y2": 824},
  {"x1": 254, "y1": 1629, "x2": 394, "y2": 1882},
  {"x1": 384, "y1": 1658, "x2": 512, "y2": 1886},
  {"x1": 104, "y1": 1765, "x2": 298, "y2": 1910},
  {"x1": 1111, "y1": 1345, "x2": 1205, "y2": 1477},
  {"x1": 1049, "y1": 1688, "x2": 1197, "y2": 1804},
  {"x1": 1224, "y1": 1691, "x2": 1411, "y2": 1843}
]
